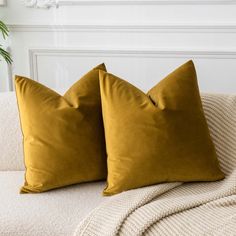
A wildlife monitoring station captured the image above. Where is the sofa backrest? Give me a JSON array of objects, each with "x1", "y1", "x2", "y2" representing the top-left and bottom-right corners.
[
  {"x1": 0, "y1": 92, "x2": 235, "y2": 172},
  {"x1": 0, "y1": 92, "x2": 24, "y2": 170}
]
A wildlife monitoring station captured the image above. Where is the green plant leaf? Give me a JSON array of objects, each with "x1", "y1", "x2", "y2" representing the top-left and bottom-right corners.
[
  {"x1": 0, "y1": 47, "x2": 13, "y2": 64},
  {"x1": 0, "y1": 21, "x2": 9, "y2": 39},
  {"x1": 0, "y1": 21, "x2": 12, "y2": 64}
]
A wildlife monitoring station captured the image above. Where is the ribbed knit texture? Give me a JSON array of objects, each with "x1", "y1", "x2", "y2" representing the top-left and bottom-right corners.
[{"x1": 74, "y1": 93, "x2": 236, "y2": 236}]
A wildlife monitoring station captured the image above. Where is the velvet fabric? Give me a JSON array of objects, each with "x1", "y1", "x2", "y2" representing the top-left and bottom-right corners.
[
  {"x1": 100, "y1": 61, "x2": 224, "y2": 196},
  {"x1": 15, "y1": 64, "x2": 107, "y2": 193}
]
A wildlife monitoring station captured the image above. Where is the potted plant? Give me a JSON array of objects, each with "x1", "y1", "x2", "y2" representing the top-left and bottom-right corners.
[{"x1": 0, "y1": 20, "x2": 12, "y2": 64}]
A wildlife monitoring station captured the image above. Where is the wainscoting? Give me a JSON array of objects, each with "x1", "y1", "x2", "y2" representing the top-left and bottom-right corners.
[{"x1": 1, "y1": 0, "x2": 236, "y2": 93}]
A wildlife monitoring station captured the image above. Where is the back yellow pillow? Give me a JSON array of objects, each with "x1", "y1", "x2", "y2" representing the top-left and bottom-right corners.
[
  {"x1": 100, "y1": 61, "x2": 224, "y2": 196},
  {"x1": 15, "y1": 64, "x2": 107, "y2": 193}
]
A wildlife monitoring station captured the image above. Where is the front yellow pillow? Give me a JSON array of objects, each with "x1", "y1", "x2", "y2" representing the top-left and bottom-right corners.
[
  {"x1": 15, "y1": 64, "x2": 107, "y2": 193},
  {"x1": 100, "y1": 61, "x2": 224, "y2": 196}
]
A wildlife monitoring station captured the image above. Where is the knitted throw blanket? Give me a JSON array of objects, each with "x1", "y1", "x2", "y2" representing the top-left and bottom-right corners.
[{"x1": 74, "y1": 94, "x2": 236, "y2": 236}]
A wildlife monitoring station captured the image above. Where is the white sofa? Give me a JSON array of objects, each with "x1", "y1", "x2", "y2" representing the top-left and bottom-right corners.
[{"x1": 0, "y1": 92, "x2": 235, "y2": 236}]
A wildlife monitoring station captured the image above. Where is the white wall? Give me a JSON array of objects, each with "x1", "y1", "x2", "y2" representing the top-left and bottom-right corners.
[{"x1": 1, "y1": 0, "x2": 236, "y2": 93}]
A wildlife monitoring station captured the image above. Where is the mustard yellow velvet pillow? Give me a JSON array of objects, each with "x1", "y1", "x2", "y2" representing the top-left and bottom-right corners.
[
  {"x1": 100, "y1": 60, "x2": 224, "y2": 196},
  {"x1": 15, "y1": 64, "x2": 107, "y2": 193}
]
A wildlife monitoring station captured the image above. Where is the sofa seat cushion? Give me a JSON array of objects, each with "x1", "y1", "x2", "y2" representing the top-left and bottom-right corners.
[{"x1": 0, "y1": 171, "x2": 106, "y2": 236}]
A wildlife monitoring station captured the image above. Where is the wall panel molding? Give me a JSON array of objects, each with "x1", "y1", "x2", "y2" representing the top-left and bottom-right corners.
[
  {"x1": 23, "y1": 0, "x2": 236, "y2": 8},
  {"x1": 0, "y1": 0, "x2": 6, "y2": 6},
  {"x1": 29, "y1": 48, "x2": 236, "y2": 80},
  {"x1": 9, "y1": 24, "x2": 236, "y2": 33}
]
